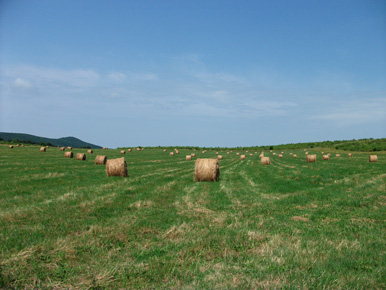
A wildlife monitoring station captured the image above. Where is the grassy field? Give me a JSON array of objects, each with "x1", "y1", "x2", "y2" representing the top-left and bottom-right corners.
[{"x1": 1, "y1": 145, "x2": 385, "y2": 289}]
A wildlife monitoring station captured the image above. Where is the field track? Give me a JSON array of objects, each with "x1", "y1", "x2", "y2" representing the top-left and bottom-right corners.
[{"x1": 1, "y1": 145, "x2": 385, "y2": 289}]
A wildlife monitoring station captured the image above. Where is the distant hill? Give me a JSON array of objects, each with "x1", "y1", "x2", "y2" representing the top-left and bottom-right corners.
[{"x1": 0, "y1": 132, "x2": 102, "y2": 149}]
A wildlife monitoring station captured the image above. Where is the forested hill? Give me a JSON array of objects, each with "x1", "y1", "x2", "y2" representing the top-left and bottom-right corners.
[{"x1": 0, "y1": 132, "x2": 102, "y2": 149}]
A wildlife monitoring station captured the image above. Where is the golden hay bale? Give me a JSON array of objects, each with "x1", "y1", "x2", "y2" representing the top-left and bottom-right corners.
[
  {"x1": 60, "y1": 147, "x2": 65, "y2": 151},
  {"x1": 281, "y1": 152, "x2": 284, "y2": 154},
  {"x1": 321, "y1": 152, "x2": 324, "y2": 154},
  {"x1": 270, "y1": 150, "x2": 273, "y2": 152},
  {"x1": 259, "y1": 153, "x2": 264, "y2": 158},
  {"x1": 246, "y1": 150, "x2": 248, "y2": 153},
  {"x1": 170, "y1": 152, "x2": 174, "y2": 156},
  {"x1": 290, "y1": 153, "x2": 293, "y2": 156},
  {"x1": 128, "y1": 149, "x2": 132, "y2": 152},
  {"x1": 103, "y1": 147, "x2": 108, "y2": 150},
  {"x1": 304, "y1": 149, "x2": 307, "y2": 151},
  {"x1": 87, "y1": 149, "x2": 93, "y2": 154},
  {"x1": 40, "y1": 147, "x2": 46, "y2": 152},
  {"x1": 95, "y1": 155, "x2": 107, "y2": 165},
  {"x1": 16, "y1": 144, "x2": 20, "y2": 147},
  {"x1": 216, "y1": 152, "x2": 219, "y2": 155},
  {"x1": 348, "y1": 153, "x2": 353, "y2": 157},
  {"x1": 306, "y1": 154, "x2": 316, "y2": 163},
  {"x1": 322, "y1": 155, "x2": 329, "y2": 160},
  {"x1": 293, "y1": 154, "x2": 297, "y2": 158},
  {"x1": 261, "y1": 157, "x2": 270, "y2": 165},
  {"x1": 273, "y1": 153, "x2": 276, "y2": 156},
  {"x1": 236, "y1": 153, "x2": 240, "y2": 156},
  {"x1": 305, "y1": 152, "x2": 308, "y2": 155},
  {"x1": 249, "y1": 153, "x2": 253, "y2": 156},
  {"x1": 76, "y1": 153, "x2": 86, "y2": 160},
  {"x1": 106, "y1": 157, "x2": 128, "y2": 177},
  {"x1": 67, "y1": 147, "x2": 72, "y2": 150},
  {"x1": 194, "y1": 159, "x2": 219, "y2": 182},
  {"x1": 175, "y1": 150, "x2": 179, "y2": 154},
  {"x1": 191, "y1": 153, "x2": 196, "y2": 157},
  {"x1": 163, "y1": 149, "x2": 167, "y2": 152},
  {"x1": 217, "y1": 155, "x2": 223, "y2": 160},
  {"x1": 279, "y1": 154, "x2": 283, "y2": 158},
  {"x1": 186, "y1": 155, "x2": 192, "y2": 161},
  {"x1": 9, "y1": 145, "x2": 13, "y2": 149},
  {"x1": 137, "y1": 148, "x2": 141, "y2": 151},
  {"x1": 227, "y1": 152, "x2": 230, "y2": 155},
  {"x1": 121, "y1": 150, "x2": 126, "y2": 154},
  {"x1": 369, "y1": 155, "x2": 378, "y2": 162},
  {"x1": 240, "y1": 155, "x2": 246, "y2": 160},
  {"x1": 64, "y1": 152, "x2": 73, "y2": 158},
  {"x1": 336, "y1": 154, "x2": 340, "y2": 157}
]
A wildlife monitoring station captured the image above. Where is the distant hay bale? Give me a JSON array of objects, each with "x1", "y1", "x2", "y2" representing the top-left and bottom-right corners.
[
  {"x1": 186, "y1": 155, "x2": 192, "y2": 161},
  {"x1": 121, "y1": 150, "x2": 126, "y2": 154},
  {"x1": 249, "y1": 153, "x2": 253, "y2": 156},
  {"x1": 175, "y1": 150, "x2": 179, "y2": 154},
  {"x1": 202, "y1": 151, "x2": 206, "y2": 154},
  {"x1": 217, "y1": 155, "x2": 223, "y2": 160},
  {"x1": 128, "y1": 149, "x2": 132, "y2": 152},
  {"x1": 9, "y1": 145, "x2": 13, "y2": 149},
  {"x1": 137, "y1": 148, "x2": 141, "y2": 151},
  {"x1": 304, "y1": 149, "x2": 307, "y2": 151},
  {"x1": 191, "y1": 153, "x2": 196, "y2": 157},
  {"x1": 270, "y1": 150, "x2": 273, "y2": 152},
  {"x1": 64, "y1": 152, "x2": 73, "y2": 158},
  {"x1": 194, "y1": 159, "x2": 219, "y2": 182},
  {"x1": 95, "y1": 155, "x2": 107, "y2": 165},
  {"x1": 261, "y1": 157, "x2": 270, "y2": 165},
  {"x1": 106, "y1": 157, "x2": 128, "y2": 177},
  {"x1": 305, "y1": 152, "x2": 308, "y2": 155},
  {"x1": 321, "y1": 152, "x2": 324, "y2": 154},
  {"x1": 67, "y1": 147, "x2": 72, "y2": 150},
  {"x1": 40, "y1": 147, "x2": 46, "y2": 152},
  {"x1": 306, "y1": 154, "x2": 316, "y2": 163},
  {"x1": 227, "y1": 152, "x2": 230, "y2": 155},
  {"x1": 240, "y1": 155, "x2": 246, "y2": 160},
  {"x1": 348, "y1": 153, "x2": 353, "y2": 157},
  {"x1": 259, "y1": 153, "x2": 264, "y2": 158},
  {"x1": 281, "y1": 152, "x2": 284, "y2": 154},
  {"x1": 87, "y1": 149, "x2": 93, "y2": 154},
  {"x1": 290, "y1": 153, "x2": 293, "y2": 156},
  {"x1": 369, "y1": 155, "x2": 378, "y2": 162},
  {"x1": 336, "y1": 154, "x2": 340, "y2": 157},
  {"x1": 103, "y1": 147, "x2": 108, "y2": 150},
  {"x1": 170, "y1": 152, "x2": 174, "y2": 156},
  {"x1": 60, "y1": 147, "x2": 65, "y2": 151},
  {"x1": 273, "y1": 153, "x2": 276, "y2": 156},
  {"x1": 279, "y1": 154, "x2": 283, "y2": 158},
  {"x1": 236, "y1": 153, "x2": 240, "y2": 156},
  {"x1": 293, "y1": 154, "x2": 297, "y2": 158},
  {"x1": 76, "y1": 153, "x2": 86, "y2": 160},
  {"x1": 163, "y1": 149, "x2": 167, "y2": 152},
  {"x1": 216, "y1": 152, "x2": 219, "y2": 155},
  {"x1": 322, "y1": 155, "x2": 329, "y2": 160},
  {"x1": 246, "y1": 150, "x2": 248, "y2": 153},
  {"x1": 17, "y1": 144, "x2": 20, "y2": 147}
]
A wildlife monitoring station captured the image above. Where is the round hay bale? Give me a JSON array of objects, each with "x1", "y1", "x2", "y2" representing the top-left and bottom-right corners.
[
  {"x1": 281, "y1": 152, "x2": 284, "y2": 154},
  {"x1": 194, "y1": 159, "x2": 219, "y2": 182},
  {"x1": 106, "y1": 157, "x2": 128, "y2": 177},
  {"x1": 306, "y1": 154, "x2": 316, "y2": 163},
  {"x1": 273, "y1": 153, "x2": 276, "y2": 156},
  {"x1": 137, "y1": 148, "x2": 141, "y2": 151},
  {"x1": 202, "y1": 151, "x2": 206, "y2": 154},
  {"x1": 67, "y1": 147, "x2": 72, "y2": 150},
  {"x1": 217, "y1": 155, "x2": 223, "y2": 160},
  {"x1": 259, "y1": 153, "x2": 264, "y2": 158},
  {"x1": 9, "y1": 145, "x2": 13, "y2": 149},
  {"x1": 369, "y1": 155, "x2": 378, "y2": 162},
  {"x1": 348, "y1": 153, "x2": 353, "y2": 157},
  {"x1": 227, "y1": 152, "x2": 229, "y2": 155},
  {"x1": 279, "y1": 154, "x2": 283, "y2": 158},
  {"x1": 186, "y1": 155, "x2": 192, "y2": 161},
  {"x1": 170, "y1": 152, "x2": 174, "y2": 156},
  {"x1": 321, "y1": 152, "x2": 324, "y2": 154},
  {"x1": 95, "y1": 155, "x2": 107, "y2": 165},
  {"x1": 293, "y1": 154, "x2": 297, "y2": 158},
  {"x1": 121, "y1": 150, "x2": 126, "y2": 154},
  {"x1": 191, "y1": 153, "x2": 196, "y2": 157},
  {"x1": 246, "y1": 150, "x2": 248, "y2": 153},
  {"x1": 322, "y1": 155, "x2": 329, "y2": 160},
  {"x1": 305, "y1": 152, "x2": 308, "y2": 155},
  {"x1": 236, "y1": 153, "x2": 240, "y2": 156},
  {"x1": 175, "y1": 150, "x2": 179, "y2": 154},
  {"x1": 128, "y1": 149, "x2": 132, "y2": 152},
  {"x1": 103, "y1": 147, "x2": 108, "y2": 150},
  {"x1": 216, "y1": 152, "x2": 219, "y2": 155},
  {"x1": 270, "y1": 150, "x2": 273, "y2": 152},
  {"x1": 64, "y1": 152, "x2": 73, "y2": 158},
  {"x1": 261, "y1": 157, "x2": 270, "y2": 165},
  {"x1": 336, "y1": 154, "x2": 340, "y2": 157},
  {"x1": 60, "y1": 147, "x2": 65, "y2": 151},
  {"x1": 290, "y1": 153, "x2": 293, "y2": 156},
  {"x1": 76, "y1": 153, "x2": 86, "y2": 161},
  {"x1": 87, "y1": 149, "x2": 93, "y2": 154},
  {"x1": 240, "y1": 155, "x2": 246, "y2": 160},
  {"x1": 163, "y1": 149, "x2": 167, "y2": 152},
  {"x1": 40, "y1": 147, "x2": 46, "y2": 152},
  {"x1": 249, "y1": 153, "x2": 253, "y2": 156}
]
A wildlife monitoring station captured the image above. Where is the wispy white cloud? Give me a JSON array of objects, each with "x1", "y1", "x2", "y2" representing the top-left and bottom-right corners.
[{"x1": 13, "y1": 77, "x2": 33, "y2": 89}]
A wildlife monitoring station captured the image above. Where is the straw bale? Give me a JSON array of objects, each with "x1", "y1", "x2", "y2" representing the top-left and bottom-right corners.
[
  {"x1": 240, "y1": 155, "x2": 246, "y2": 160},
  {"x1": 67, "y1": 147, "x2": 72, "y2": 150},
  {"x1": 95, "y1": 155, "x2": 107, "y2": 165},
  {"x1": 186, "y1": 155, "x2": 192, "y2": 161},
  {"x1": 322, "y1": 155, "x2": 329, "y2": 160},
  {"x1": 87, "y1": 149, "x2": 93, "y2": 154},
  {"x1": 40, "y1": 147, "x2": 46, "y2": 152},
  {"x1": 290, "y1": 153, "x2": 293, "y2": 156},
  {"x1": 76, "y1": 153, "x2": 86, "y2": 160},
  {"x1": 194, "y1": 159, "x2": 219, "y2": 182},
  {"x1": 281, "y1": 152, "x2": 284, "y2": 154},
  {"x1": 191, "y1": 153, "x2": 196, "y2": 157},
  {"x1": 305, "y1": 152, "x2": 308, "y2": 155},
  {"x1": 163, "y1": 149, "x2": 167, "y2": 152},
  {"x1": 261, "y1": 157, "x2": 270, "y2": 165},
  {"x1": 306, "y1": 154, "x2": 316, "y2": 163},
  {"x1": 273, "y1": 153, "x2": 276, "y2": 156},
  {"x1": 249, "y1": 153, "x2": 253, "y2": 156},
  {"x1": 137, "y1": 148, "x2": 141, "y2": 151},
  {"x1": 216, "y1": 152, "x2": 219, "y2": 155},
  {"x1": 348, "y1": 153, "x2": 353, "y2": 157},
  {"x1": 217, "y1": 155, "x2": 223, "y2": 160},
  {"x1": 259, "y1": 153, "x2": 264, "y2": 158},
  {"x1": 64, "y1": 152, "x2": 73, "y2": 158},
  {"x1": 336, "y1": 154, "x2": 340, "y2": 157},
  {"x1": 106, "y1": 157, "x2": 128, "y2": 177},
  {"x1": 121, "y1": 150, "x2": 126, "y2": 154},
  {"x1": 170, "y1": 152, "x2": 174, "y2": 156},
  {"x1": 9, "y1": 145, "x2": 13, "y2": 149},
  {"x1": 279, "y1": 154, "x2": 283, "y2": 158},
  {"x1": 227, "y1": 152, "x2": 229, "y2": 155},
  {"x1": 60, "y1": 147, "x2": 65, "y2": 151},
  {"x1": 246, "y1": 150, "x2": 248, "y2": 153},
  {"x1": 293, "y1": 154, "x2": 297, "y2": 158},
  {"x1": 270, "y1": 150, "x2": 273, "y2": 152},
  {"x1": 236, "y1": 153, "x2": 240, "y2": 156},
  {"x1": 175, "y1": 150, "x2": 179, "y2": 154},
  {"x1": 369, "y1": 155, "x2": 378, "y2": 162},
  {"x1": 128, "y1": 149, "x2": 132, "y2": 152},
  {"x1": 103, "y1": 147, "x2": 108, "y2": 150}
]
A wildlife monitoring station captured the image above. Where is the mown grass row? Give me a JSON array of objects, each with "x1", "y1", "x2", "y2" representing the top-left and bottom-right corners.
[{"x1": 1, "y1": 145, "x2": 385, "y2": 289}]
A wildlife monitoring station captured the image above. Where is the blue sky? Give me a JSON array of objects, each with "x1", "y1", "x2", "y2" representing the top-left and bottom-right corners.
[{"x1": 1, "y1": 0, "x2": 385, "y2": 148}]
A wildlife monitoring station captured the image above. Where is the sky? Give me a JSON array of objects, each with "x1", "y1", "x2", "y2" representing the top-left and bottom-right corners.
[{"x1": 0, "y1": 0, "x2": 385, "y2": 148}]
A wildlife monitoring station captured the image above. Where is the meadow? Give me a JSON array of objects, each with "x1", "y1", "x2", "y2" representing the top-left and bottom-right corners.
[{"x1": 0, "y1": 145, "x2": 385, "y2": 289}]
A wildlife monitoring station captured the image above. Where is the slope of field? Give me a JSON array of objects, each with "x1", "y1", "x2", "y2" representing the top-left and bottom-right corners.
[
  {"x1": 0, "y1": 146, "x2": 385, "y2": 288},
  {"x1": 0, "y1": 132, "x2": 102, "y2": 149}
]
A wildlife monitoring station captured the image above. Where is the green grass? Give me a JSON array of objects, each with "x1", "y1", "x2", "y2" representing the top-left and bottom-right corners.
[{"x1": 1, "y1": 146, "x2": 385, "y2": 289}]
